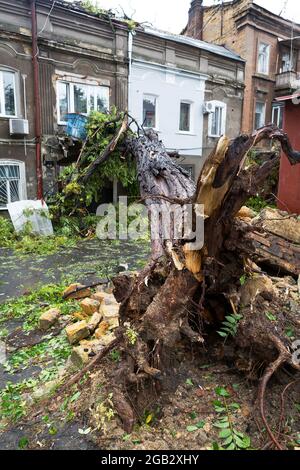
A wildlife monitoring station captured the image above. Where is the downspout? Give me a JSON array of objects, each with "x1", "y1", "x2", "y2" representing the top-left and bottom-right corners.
[
  {"x1": 128, "y1": 29, "x2": 133, "y2": 111},
  {"x1": 30, "y1": 0, "x2": 43, "y2": 200}
]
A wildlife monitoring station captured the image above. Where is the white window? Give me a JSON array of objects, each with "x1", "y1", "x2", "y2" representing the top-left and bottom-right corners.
[
  {"x1": 179, "y1": 101, "x2": 192, "y2": 132},
  {"x1": 208, "y1": 101, "x2": 227, "y2": 137},
  {"x1": 0, "y1": 70, "x2": 17, "y2": 117},
  {"x1": 254, "y1": 102, "x2": 266, "y2": 130},
  {"x1": 57, "y1": 80, "x2": 110, "y2": 124},
  {"x1": 143, "y1": 94, "x2": 157, "y2": 129},
  {"x1": 0, "y1": 161, "x2": 26, "y2": 209},
  {"x1": 272, "y1": 104, "x2": 284, "y2": 128},
  {"x1": 257, "y1": 43, "x2": 270, "y2": 75}
]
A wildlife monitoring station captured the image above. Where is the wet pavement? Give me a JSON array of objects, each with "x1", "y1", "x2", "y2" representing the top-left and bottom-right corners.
[{"x1": 0, "y1": 238, "x2": 150, "y2": 302}]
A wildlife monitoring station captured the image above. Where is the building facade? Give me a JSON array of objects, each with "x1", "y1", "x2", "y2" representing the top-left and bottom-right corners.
[
  {"x1": 0, "y1": 0, "x2": 128, "y2": 210},
  {"x1": 183, "y1": 0, "x2": 300, "y2": 134},
  {"x1": 129, "y1": 27, "x2": 245, "y2": 178},
  {"x1": 0, "y1": 0, "x2": 245, "y2": 212},
  {"x1": 184, "y1": 0, "x2": 300, "y2": 212}
]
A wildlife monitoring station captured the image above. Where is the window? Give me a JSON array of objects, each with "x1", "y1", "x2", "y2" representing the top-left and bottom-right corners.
[
  {"x1": 257, "y1": 43, "x2": 270, "y2": 75},
  {"x1": 208, "y1": 101, "x2": 227, "y2": 137},
  {"x1": 254, "y1": 102, "x2": 266, "y2": 129},
  {"x1": 179, "y1": 102, "x2": 191, "y2": 132},
  {"x1": 0, "y1": 161, "x2": 26, "y2": 209},
  {"x1": 281, "y1": 52, "x2": 292, "y2": 73},
  {"x1": 272, "y1": 104, "x2": 284, "y2": 128},
  {"x1": 143, "y1": 95, "x2": 157, "y2": 128},
  {"x1": 0, "y1": 70, "x2": 17, "y2": 117},
  {"x1": 57, "y1": 80, "x2": 110, "y2": 124}
]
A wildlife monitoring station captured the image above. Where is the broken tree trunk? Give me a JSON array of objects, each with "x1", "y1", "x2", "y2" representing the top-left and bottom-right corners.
[{"x1": 108, "y1": 124, "x2": 300, "y2": 440}]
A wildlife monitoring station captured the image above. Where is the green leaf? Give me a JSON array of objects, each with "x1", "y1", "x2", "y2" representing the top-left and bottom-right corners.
[
  {"x1": 214, "y1": 421, "x2": 230, "y2": 429},
  {"x1": 222, "y1": 434, "x2": 234, "y2": 446},
  {"x1": 219, "y1": 428, "x2": 232, "y2": 438},
  {"x1": 265, "y1": 311, "x2": 277, "y2": 322},
  {"x1": 229, "y1": 403, "x2": 240, "y2": 410},
  {"x1": 196, "y1": 420, "x2": 205, "y2": 429},
  {"x1": 186, "y1": 425, "x2": 199, "y2": 432},
  {"x1": 185, "y1": 378, "x2": 194, "y2": 386},
  {"x1": 234, "y1": 434, "x2": 251, "y2": 449},
  {"x1": 70, "y1": 391, "x2": 81, "y2": 402},
  {"x1": 215, "y1": 386, "x2": 230, "y2": 397},
  {"x1": 18, "y1": 437, "x2": 29, "y2": 449},
  {"x1": 225, "y1": 316, "x2": 236, "y2": 324},
  {"x1": 217, "y1": 331, "x2": 228, "y2": 338},
  {"x1": 226, "y1": 442, "x2": 236, "y2": 450}
]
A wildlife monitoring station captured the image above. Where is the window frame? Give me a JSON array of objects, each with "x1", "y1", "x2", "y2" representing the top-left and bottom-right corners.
[
  {"x1": 254, "y1": 101, "x2": 266, "y2": 130},
  {"x1": 0, "y1": 160, "x2": 26, "y2": 210},
  {"x1": 272, "y1": 104, "x2": 284, "y2": 128},
  {"x1": 179, "y1": 100, "x2": 193, "y2": 134},
  {"x1": 257, "y1": 42, "x2": 270, "y2": 75},
  {"x1": 142, "y1": 93, "x2": 158, "y2": 130},
  {"x1": 57, "y1": 80, "x2": 110, "y2": 125},
  {"x1": 0, "y1": 69, "x2": 17, "y2": 118},
  {"x1": 208, "y1": 100, "x2": 227, "y2": 138}
]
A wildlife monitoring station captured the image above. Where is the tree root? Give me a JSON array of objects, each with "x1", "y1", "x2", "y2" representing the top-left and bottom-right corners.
[{"x1": 257, "y1": 335, "x2": 291, "y2": 450}]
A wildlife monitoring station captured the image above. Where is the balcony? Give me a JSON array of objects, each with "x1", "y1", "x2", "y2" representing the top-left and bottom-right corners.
[{"x1": 275, "y1": 71, "x2": 300, "y2": 92}]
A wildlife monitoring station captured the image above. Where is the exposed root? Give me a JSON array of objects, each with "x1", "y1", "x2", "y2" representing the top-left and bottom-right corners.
[{"x1": 257, "y1": 334, "x2": 290, "y2": 450}]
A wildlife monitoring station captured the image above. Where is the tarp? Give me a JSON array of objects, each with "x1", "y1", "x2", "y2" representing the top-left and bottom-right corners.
[{"x1": 7, "y1": 200, "x2": 53, "y2": 236}]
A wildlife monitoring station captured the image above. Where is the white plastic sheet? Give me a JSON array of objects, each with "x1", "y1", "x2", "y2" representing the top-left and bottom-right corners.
[{"x1": 7, "y1": 200, "x2": 53, "y2": 236}]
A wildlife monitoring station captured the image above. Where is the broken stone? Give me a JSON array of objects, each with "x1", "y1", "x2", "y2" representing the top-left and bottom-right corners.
[
  {"x1": 100, "y1": 292, "x2": 118, "y2": 305},
  {"x1": 70, "y1": 345, "x2": 90, "y2": 368},
  {"x1": 80, "y1": 298, "x2": 100, "y2": 315},
  {"x1": 87, "y1": 312, "x2": 102, "y2": 333},
  {"x1": 97, "y1": 332, "x2": 116, "y2": 347},
  {"x1": 39, "y1": 308, "x2": 60, "y2": 330},
  {"x1": 252, "y1": 208, "x2": 300, "y2": 243},
  {"x1": 240, "y1": 275, "x2": 277, "y2": 306},
  {"x1": 63, "y1": 283, "x2": 91, "y2": 299},
  {"x1": 66, "y1": 320, "x2": 90, "y2": 344},
  {"x1": 100, "y1": 303, "x2": 119, "y2": 318},
  {"x1": 73, "y1": 311, "x2": 89, "y2": 321},
  {"x1": 0, "y1": 341, "x2": 6, "y2": 365},
  {"x1": 91, "y1": 292, "x2": 105, "y2": 303},
  {"x1": 108, "y1": 317, "x2": 119, "y2": 330},
  {"x1": 236, "y1": 206, "x2": 256, "y2": 219},
  {"x1": 94, "y1": 321, "x2": 110, "y2": 338}
]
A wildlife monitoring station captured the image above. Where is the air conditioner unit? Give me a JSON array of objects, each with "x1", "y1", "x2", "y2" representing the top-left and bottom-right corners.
[
  {"x1": 9, "y1": 119, "x2": 29, "y2": 136},
  {"x1": 202, "y1": 102, "x2": 214, "y2": 114}
]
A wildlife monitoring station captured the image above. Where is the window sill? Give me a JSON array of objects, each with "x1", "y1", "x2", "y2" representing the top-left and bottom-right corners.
[
  {"x1": 176, "y1": 131, "x2": 196, "y2": 136},
  {"x1": 0, "y1": 115, "x2": 18, "y2": 119},
  {"x1": 208, "y1": 134, "x2": 222, "y2": 139}
]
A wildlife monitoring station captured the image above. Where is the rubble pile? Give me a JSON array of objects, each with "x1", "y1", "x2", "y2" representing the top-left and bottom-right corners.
[{"x1": 38, "y1": 282, "x2": 120, "y2": 369}]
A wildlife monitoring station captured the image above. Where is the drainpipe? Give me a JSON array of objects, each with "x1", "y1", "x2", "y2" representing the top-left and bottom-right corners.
[{"x1": 30, "y1": 0, "x2": 43, "y2": 200}]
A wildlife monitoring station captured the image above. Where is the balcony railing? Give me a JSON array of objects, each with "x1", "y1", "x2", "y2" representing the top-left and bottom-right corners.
[{"x1": 275, "y1": 71, "x2": 300, "y2": 91}]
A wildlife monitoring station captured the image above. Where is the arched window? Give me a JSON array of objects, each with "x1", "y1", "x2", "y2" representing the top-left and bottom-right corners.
[{"x1": 0, "y1": 160, "x2": 26, "y2": 209}]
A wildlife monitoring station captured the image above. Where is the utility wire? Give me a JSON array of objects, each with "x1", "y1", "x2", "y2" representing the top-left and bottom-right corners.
[{"x1": 38, "y1": 0, "x2": 56, "y2": 36}]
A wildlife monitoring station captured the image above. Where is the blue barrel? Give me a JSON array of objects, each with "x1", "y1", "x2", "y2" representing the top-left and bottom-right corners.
[{"x1": 65, "y1": 113, "x2": 88, "y2": 140}]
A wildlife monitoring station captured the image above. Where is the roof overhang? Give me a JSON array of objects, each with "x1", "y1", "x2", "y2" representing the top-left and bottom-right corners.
[
  {"x1": 278, "y1": 38, "x2": 300, "y2": 48},
  {"x1": 275, "y1": 94, "x2": 300, "y2": 101}
]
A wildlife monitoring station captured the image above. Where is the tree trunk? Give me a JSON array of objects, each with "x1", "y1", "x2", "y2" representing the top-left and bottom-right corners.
[{"x1": 110, "y1": 126, "x2": 300, "y2": 433}]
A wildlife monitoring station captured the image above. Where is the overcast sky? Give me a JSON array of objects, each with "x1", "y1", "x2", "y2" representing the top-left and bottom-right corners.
[{"x1": 93, "y1": 0, "x2": 300, "y2": 33}]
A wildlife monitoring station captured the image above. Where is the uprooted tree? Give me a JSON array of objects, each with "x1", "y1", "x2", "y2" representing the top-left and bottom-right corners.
[{"x1": 58, "y1": 115, "x2": 300, "y2": 450}]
